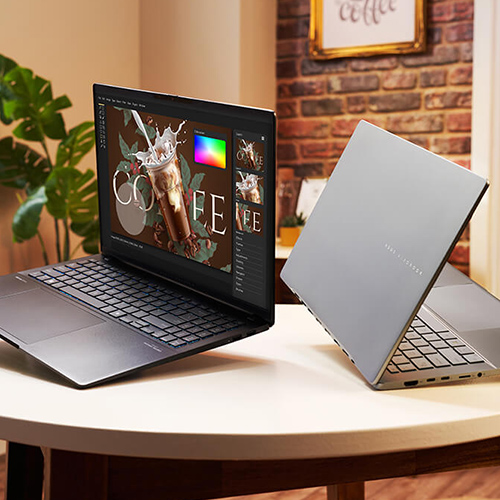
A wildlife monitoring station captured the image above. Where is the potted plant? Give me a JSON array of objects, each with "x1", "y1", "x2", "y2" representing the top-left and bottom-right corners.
[
  {"x1": 0, "y1": 54, "x2": 99, "y2": 265},
  {"x1": 280, "y1": 212, "x2": 306, "y2": 247}
]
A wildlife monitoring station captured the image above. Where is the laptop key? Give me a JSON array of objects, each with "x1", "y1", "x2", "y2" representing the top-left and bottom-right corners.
[
  {"x1": 119, "y1": 315, "x2": 135, "y2": 324},
  {"x1": 164, "y1": 325, "x2": 182, "y2": 335},
  {"x1": 439, "y1": 348, "x2": 467, "y2": 366},
  {"x1": 418, "y1": 345, "x2": 437, "y2": 355},
  {"x1": 147, "y1": 316, "x2": 171, "y2": 330},
  {"x1": 386, "y1": 364, "x2": 399, "y2": 374},
  {"x1": 130, "y1": 320, "x2": 147, "y2": 329},
  {"x1": 160, "y1": 334, "x2": 177, "y2": 343},
  {"x1": 410, "y1": 339, "x2": 429, "y2": 347},
  {"x1": 427, "y1": 353, "x2": 450, "y2": 368},
  {"x1": 209, "y1": 326, "x2": 226, "y2": 334},
  {"x1": 169, "y1": 339, "x2": 187, "y2": 347},
  {"x1": 456, "y1": 346, "x2": 474, "y2": 355},
  {"x1": 110, "y1": 310, "x2": 126, "y2": 318},
  {"x1": 438, "y1": 331, "x2": 456, "y2": 340},
  {"x1": 414, "y1": 326, "x2": 432, "y2": 335},
  {"x1": 405, "y1": 331, "x2": 420, "y2": 340},
  {"x1": 447, "y1": 339, "x2": 465, "y2": 347},
  {"x1": 412, "y1": 357, "x2": 433, "y2": 370},
  {"x1": 392, "y1": 355, "x2": 408, "y2": 365},
  {"x1": 405, "y1": 349, "x2": 422, "y2": 359},
  {"x1": 60, "y1": 286, "x2": 107, "y2": 309},
  {"x1": 197, "y1": 330, "x2": 213, "y2": 339},
  {"x1": 430, "y1": 340, "x2": 448, "y2": 349},
  {"x1": 464, "y1": 353, "x2": 485, "y2": 364},
  {"x1": 179, "y1": 312, "x2": 197, "y2": 322},
  {"x1": 398, "y1": 363, "x2": 416, "y2": 372},
  {"x1": 159, "y1": 313, "x2": 184, "y2": 326},
  {"x1": 182, "y1": 334, "x2": 200, "y2": 343},
  {"x1": 420, "y1": 333, "x2": 440, "y2": 342}
]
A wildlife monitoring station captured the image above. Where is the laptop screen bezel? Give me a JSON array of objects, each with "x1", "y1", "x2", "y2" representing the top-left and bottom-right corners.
[{"x1": 93, "y1": 84, "x2": 275, "y2": 326}]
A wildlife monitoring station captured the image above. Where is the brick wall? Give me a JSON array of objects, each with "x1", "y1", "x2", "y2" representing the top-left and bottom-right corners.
[{"x1": 277, "y1": 0, "x2": 474, "y2": 273}]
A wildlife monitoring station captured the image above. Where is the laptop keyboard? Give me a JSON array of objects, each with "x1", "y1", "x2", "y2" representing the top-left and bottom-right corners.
[
  {"x1": 27, "y1": 258, "x2": 245, "y2": 349},
  {"x1": 386, "y1": 311, "x2": 486, "y2": 374}
]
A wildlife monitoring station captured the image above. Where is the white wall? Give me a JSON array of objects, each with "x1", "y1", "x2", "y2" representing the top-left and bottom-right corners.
[
  {"x1": 0, "y1": 0, "x2": 141, "y2": 273},
  {"x1": 140, "y1": 0, "x2": 276, "y2": 109},
  {"x1": 470, "y1": 1, "x2": 500, "y2": 292}
]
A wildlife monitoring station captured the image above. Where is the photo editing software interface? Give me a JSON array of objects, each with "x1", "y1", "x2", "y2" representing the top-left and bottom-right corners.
[{"x1": 95, "y1": 89, "x2": 271, "y2": 310}]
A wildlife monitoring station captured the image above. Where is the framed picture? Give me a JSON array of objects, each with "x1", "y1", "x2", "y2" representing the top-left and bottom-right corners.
[{"x1": 309, "y1": 0, "x2": 427, "y2": 59}]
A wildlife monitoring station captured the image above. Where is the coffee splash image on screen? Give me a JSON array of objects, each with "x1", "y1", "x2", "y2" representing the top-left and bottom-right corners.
[
  {"x1": 110, "y1": 108, "x2": 232, "y2": 271},
  {"x1": 130, "y1": 110, "x2": 192, "y2": 243}
]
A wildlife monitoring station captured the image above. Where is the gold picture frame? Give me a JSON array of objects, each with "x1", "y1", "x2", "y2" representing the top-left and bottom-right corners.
[{"x1": 310, "y1": 0, "x2": 427, "y2": 60}]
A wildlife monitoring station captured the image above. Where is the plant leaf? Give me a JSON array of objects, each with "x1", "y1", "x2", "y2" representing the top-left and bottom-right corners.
[
  {"x1": 119, "y1": 133, "x2": 138, "y2": 160},
  {"x1": 0, "y1": 54, "x2": 18, "y2": 124},
  {"x1": 179, "y1": 153, "x2": 191, "y2": 191},
  {"x1": 3, "y1": 66, "x2": 70, "y2": 141},
  {"x1": 12, "y1": 185, "x2": 47, "y2": 242},
  {"x1": 56, "y1": 121, "x2": 95, "y2": 169},
  {"x1": 189, "y1": 172, "x2": 205, "y2": 192},
  {"x1": 71, "y1": 218, "x2": 100, "y2": 255},
  {"x1": 195, "y1": 239, "x2": 217, "y2": 262},
  {"x1": 191, "y1": 218, "x2": 209, "y2": 238},
  {"x1": 0, "y1": 137, "x2": 50, "y2": 190},
  {"x1": 45, "y1": 167, "x2": 99, "y2": 224}
]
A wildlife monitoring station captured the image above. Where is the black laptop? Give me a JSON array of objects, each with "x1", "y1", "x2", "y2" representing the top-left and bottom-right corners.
[{"x1": 0, "y1": 84, "x2": 275, "y2": 388}]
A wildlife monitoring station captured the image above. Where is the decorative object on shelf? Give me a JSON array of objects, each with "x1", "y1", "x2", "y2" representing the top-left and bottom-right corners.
[
  {"x1": 309, "y1": 0, "x2": 427, "y2": 60},
  {"x1": 280, "y1": 212, "x2": 307, "y2": 247},
  {"x1": 0, "y1": 54, "x2": 98, "y2": 264},
  {"x1": 277, "y1": 167, "x2": 300, "y2": 234},
  {"x1": 296, "y1": 177, "x2": 328, "y2": 221}
]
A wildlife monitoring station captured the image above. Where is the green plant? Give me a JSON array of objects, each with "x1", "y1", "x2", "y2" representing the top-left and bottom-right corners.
[
  {"x1": 281, "y1": 212, "x2": 307, "y2": 227},
  {"x1": 0, "y1": 54, "x2": 99, "y2": 264}
]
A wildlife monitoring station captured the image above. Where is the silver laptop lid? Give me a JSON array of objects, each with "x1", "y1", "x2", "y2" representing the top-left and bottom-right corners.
[{"x1": 281, "y1": 121, "x2": 488, "y2": 385}]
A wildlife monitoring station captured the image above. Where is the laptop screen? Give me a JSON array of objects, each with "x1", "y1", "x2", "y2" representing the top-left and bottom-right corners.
[{"x1": 93, "y1": 84, "x2": 275, "y2": 323}]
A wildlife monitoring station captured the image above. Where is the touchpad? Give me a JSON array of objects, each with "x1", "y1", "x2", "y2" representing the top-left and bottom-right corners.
[
  {"x1": 0, "y1": 289, "x2": 103, "y2": 344},
  {"x1": 425, "y1": 284, "x2": 500, "y2": 333}
]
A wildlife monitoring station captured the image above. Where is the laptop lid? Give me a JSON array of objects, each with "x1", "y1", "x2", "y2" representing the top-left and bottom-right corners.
[
  {"x1": 281, "y1": 121, "x2": 488, "y2": 385},
  {"x1": 93, "y1": 84, "x2": 275, "y2": 326}
]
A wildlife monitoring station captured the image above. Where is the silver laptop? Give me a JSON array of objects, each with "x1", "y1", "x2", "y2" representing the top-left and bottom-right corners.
[{"x1": 280, "y1": 120, "x2": 500, "y2": 389}]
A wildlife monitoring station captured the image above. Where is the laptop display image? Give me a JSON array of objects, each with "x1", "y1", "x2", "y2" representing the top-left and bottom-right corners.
[
  {"x1": 281, "y1": 120, "x2": 500, "y2": 390},
  {"x1": 0, "y1": 84, "x2": 276, "y2": 388}
]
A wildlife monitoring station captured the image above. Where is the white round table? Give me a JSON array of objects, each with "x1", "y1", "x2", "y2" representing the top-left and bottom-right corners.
[{"x1": 2, "y1": 305, "x2": 500, "y2": 500}]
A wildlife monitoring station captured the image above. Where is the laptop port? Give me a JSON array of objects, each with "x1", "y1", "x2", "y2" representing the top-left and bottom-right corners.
[
  {"x1": 404, "y1": 380, "x2": 418, "y2": 387},
  {"x1": 459, "y1": 375, "x2": 471, "y2": 379},
  {"x1": 441, "y1": 376, "x2": 450, "y2": 380},
  {"x1": 478, "y1": 372, "x2": 483, "y2": 378},
  {"x1": 426, "y1": 378, "x2": 435, "y2": 382}
]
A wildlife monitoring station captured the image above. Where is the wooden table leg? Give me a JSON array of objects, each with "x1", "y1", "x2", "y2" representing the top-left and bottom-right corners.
[
  {"x1": 5, "y1": 442, "x2": 44, "y2": 500},
  {"x1": 327, "y1": 483, "x2": 365, "y2": 500},
  {"x1": 43, "y1": 449, "x2": 109, "y2": 500}
]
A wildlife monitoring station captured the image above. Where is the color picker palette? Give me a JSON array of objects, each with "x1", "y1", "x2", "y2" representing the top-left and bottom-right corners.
[{"x1": 194, "y1": 134, "x2": 226, "y2": 169}]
